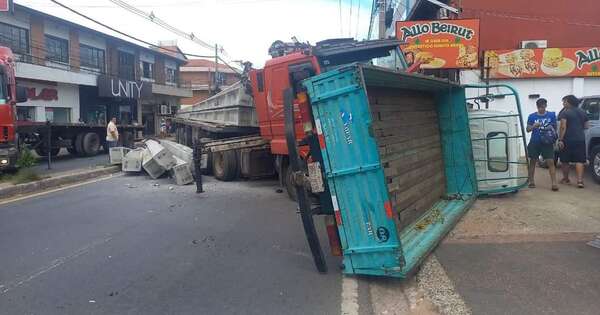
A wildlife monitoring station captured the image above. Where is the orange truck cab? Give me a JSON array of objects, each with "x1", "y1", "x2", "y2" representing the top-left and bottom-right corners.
[{"x1": 248, "y1": 39, "x2": 404, "y2": 172}]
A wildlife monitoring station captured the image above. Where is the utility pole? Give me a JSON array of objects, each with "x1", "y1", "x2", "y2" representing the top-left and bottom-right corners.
[
  {"x1": 214, "y1": 44, "x2": 219, "y2": 95},
  {"x1": 378, "y1": 0, "x2": 386, "y2": 39}
]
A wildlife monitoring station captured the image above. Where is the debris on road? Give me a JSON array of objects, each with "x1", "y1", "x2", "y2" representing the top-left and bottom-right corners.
[
  {"x1": 587, "y1": 236, "x2": 600, "y2": 249},
  {"x1": 111, "y1": 139, "x2": 197, "y2": 186}
]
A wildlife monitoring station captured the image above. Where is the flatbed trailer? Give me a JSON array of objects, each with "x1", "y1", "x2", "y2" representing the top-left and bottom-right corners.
[{"x1": 15, "y1": 121, "x2": 142, "y2": 157}]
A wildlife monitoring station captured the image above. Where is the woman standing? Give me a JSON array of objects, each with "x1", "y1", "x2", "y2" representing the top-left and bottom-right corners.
[{"x1": 558, "y1": 95, "x2": 590, "y2": 188}]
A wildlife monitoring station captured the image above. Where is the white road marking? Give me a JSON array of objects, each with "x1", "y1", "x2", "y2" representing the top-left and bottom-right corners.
[
  {"x1": 341, "y1": 276, "x2": 359, "y2": 315},
  {"x1": 0, "y1": 236, "x2": 113, "y2": 295},
  {"x1": 0, "y1": 173, "x2": 122, "y2": 206}
]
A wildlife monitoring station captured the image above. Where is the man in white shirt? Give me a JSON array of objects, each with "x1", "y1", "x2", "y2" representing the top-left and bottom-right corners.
[{"x1": 106, "y1": 117, "x2": 119, "y2": 149}]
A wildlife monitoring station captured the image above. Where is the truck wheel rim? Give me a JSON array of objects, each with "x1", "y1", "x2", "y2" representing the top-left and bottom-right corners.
[{"x1": 595, "y1": 154, "x2": 600, "y2": 176}]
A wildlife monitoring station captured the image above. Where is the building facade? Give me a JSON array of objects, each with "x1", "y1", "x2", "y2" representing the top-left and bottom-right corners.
[
  {"x1": 180, "y1": 59, "x2": 239, "y2": 107},
  {"x1": 398, "y1": 0, "x2": 600, "y2": 119},
  {"x1": 0, "y1": 4, "x2": 192, "y2": 136}
]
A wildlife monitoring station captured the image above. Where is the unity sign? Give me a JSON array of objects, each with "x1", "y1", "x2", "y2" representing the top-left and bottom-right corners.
[{"x1": 396, "y1": 19, "x2": 480, "y2": 70}]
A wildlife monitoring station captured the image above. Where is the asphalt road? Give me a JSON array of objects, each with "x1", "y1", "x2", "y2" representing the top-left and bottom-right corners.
[{"x1": 0, "y1": 175, "x2": 348, "y2": 315}]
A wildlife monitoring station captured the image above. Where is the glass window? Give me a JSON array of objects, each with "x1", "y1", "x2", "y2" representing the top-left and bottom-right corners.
[
  {"x1": 582, "y1": 98, "x2": 600, "y2": 121},
  {"x1": 80, "y1": 44, "x2": 105, "y2": 71},
  {"x1": 17, "y1": 106, "x2": 36, "y2": 121},
  {"x1": 118, "y1": 51, "x2": 135, "y2": 80},
  {"x1": 487, "y1": 131, "x2": 509, "y2": 172},
  {"x1": 45, "y1": 35, "x2": 69, "y2": 64},
  {"x1": 86, "y1": 105, "x2": 107, "y2": 125},
  {"x1": 0, "y1": 22, "x2": 29, "y2": 55},
  {"x1": 141, "y1": 61, "x2": 154, "y2": 80},
  {"x1": 166, "y1": 67, "x2": 177, "y2": 84},
  {"x1": 45, "y1": 107, "x2": 71, "y2": 123}
]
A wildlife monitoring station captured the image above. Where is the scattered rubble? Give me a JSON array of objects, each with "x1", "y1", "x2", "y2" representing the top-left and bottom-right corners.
[{"x1": 112, "y1": 139, "x2": 197, "y2": 186}]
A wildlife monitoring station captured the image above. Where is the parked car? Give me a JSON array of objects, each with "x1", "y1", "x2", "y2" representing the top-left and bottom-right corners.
[{"x1": 579, "y1": 96, "x2": 600, "y2": 183}]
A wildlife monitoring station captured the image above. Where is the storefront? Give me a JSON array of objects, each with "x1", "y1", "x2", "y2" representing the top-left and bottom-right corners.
[
  {"x1": 79, "y1": 75, "x2": 152, "y2": 127},
  {"x1": 15, "y1": 79, "x2": 80, "y2": 123}
]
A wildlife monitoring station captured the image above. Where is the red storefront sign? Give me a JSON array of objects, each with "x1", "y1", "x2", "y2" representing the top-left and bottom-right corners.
[
  {"x1": 27, "y1": 87, "x2": 58, "y2": 101},
  {"x1": 0, "y1": 0, "x2": 10, "y2": 12}
]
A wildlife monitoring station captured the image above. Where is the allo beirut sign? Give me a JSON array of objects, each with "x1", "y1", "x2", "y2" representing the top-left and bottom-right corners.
[
  {"x1": 484, "y1": 47, "x2": 600, "y2": 79},
  {"x1": 396, "y1": 19, "x2": 480, "y2": 69},
  {"x1": 97, "y1": 76, "x2": 152, "y2": 100}
]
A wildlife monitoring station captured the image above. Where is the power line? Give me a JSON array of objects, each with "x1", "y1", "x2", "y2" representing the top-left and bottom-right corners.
[
  {"x1": 349, "y1": 0, "x2": 353, "y2": 38},
  {"x1": 339, "y1": 0, "x2": 343, "y2": 36},
  {"x1": 355, "y1": 0, "x2": 361, "y2": 39},
  {"x1": 106, "y1": 0, "x2": 216, "y2": 53},
  {"x1": 48, "y1": 0, "x2": 217, "y2": 60}
]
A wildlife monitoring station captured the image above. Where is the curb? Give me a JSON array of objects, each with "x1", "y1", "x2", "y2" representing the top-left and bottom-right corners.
[{"x1": 0, "y1": 166, "x2": 121, "y2": 200}]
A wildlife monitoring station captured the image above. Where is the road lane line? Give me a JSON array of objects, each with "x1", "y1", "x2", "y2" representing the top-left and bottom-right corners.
[
  {"x1": 341, "y1": 276, "x2": 359, "y2": 315},
  {"x1": 0, "y1": 236, "x2": 113, "y2": 295},
  {"x1": 0, "y1": 173, "x2": 122, "y2": 206}
]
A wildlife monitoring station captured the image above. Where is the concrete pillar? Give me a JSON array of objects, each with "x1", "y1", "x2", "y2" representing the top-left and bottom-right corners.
[
  {"x1": 29, "y1": 15, "x2": 44, "y2": 65},
  {"x1": 155, "y1": 56, "x2": 165, "y2": 84},
  {"x1": 69, "y1": 28, "x2": 80, "y2": 72}
]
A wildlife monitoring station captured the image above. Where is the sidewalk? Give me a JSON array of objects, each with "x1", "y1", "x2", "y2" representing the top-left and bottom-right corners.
[
  {"x1": 0, "y1": 150, "x2": 118, "y2": 198},
  {"x1": 412, "y1": 167, "x2": 600, "y2": 315}
]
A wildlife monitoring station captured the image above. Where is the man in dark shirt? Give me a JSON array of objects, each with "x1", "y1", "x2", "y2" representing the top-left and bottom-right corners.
[{"x1": 558, "y1": 95, "x2": 590, "y2": 188}]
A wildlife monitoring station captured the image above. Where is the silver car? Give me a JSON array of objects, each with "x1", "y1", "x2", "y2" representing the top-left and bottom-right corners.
[{"x1": 579, "y1": 96, "x2": 600, "y2": 183}]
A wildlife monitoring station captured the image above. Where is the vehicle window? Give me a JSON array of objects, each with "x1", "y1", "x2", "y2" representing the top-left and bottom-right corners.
[
  {"x1": 487, "y1": 131, "x2": 509, "y2": 172},
  {"x1": 256, "y1": 71, "x2": 264, "y2": 92},
  {"x1": 582, "y1": 98, "x2": 600, "y2": 121}
]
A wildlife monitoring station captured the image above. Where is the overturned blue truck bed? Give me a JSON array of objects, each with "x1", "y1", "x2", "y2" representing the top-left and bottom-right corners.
[{"x1": 303, "y1": 64, "x2": 478, "y2": 278}]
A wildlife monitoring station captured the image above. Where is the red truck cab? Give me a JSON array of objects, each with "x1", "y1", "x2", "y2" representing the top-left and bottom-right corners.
[{"x1": 0, "y1": 47, "x2": 28, "y2": 170}]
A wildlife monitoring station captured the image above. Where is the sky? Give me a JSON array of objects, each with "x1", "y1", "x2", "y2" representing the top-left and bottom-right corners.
[{"x1": 15, "y1": 0, "x2": 375, "y2": 67}]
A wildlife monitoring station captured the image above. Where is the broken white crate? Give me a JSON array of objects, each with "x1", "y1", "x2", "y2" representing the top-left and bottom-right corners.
[
  {"x1": 109, "y1": 147, "x2": 130, "y2": 165},
  {"x1": 171, "y1": 156, "x2": 194, "y2": 185},
  {"x1": 145, "y1": 139, "x2": 177, "y2": 170},
  {"x1": 160, "y1": 139, "x2": 195, "y2": 174},
  {"x1": 122, "y1": 148, "x2": 144, "y2": 172},
  {"x1": 142, "y1": 148, "x2": 166, "y2": 179}
]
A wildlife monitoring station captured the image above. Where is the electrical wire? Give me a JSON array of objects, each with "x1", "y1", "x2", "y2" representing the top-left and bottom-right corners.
[
  {"x1": 355, "y1": 0, "x2": 361, "y2": 39},
  {"x1": 339, "y1": 0, "x2": 343, "y2": 37},
  {"x1": 349, "y1": 0, "x2": 353, "y2": 38},
  {"x1": 48, "y1": 0, "x2": 216, "y2": 60}
]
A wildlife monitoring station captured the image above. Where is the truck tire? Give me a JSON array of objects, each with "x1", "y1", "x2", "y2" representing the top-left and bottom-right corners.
[
  {"x1": 590, "y1": 145, "x2": 600, "y2": 184},
  {"x1": 82, "y1": 132, "x2": 101, "y2": 156},
  {"x1": 74, "y1": 133, "x2": 85, "y2": 156},
  {"x1": 284, "y1": 164, "x2": 298, "y2": 201},
  {"x1": 35, "y1": 147, "x2": 60, "y2": 157},
  {"x1": 212, "y1": 150, "x2": 238, "y2": 181}
]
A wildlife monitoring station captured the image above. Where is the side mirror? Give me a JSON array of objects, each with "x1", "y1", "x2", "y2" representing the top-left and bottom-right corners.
[{"x1": 16, "y1": 86, "x2": 27, "y2": 103}]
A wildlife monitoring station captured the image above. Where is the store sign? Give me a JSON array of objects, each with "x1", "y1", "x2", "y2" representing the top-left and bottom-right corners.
[
  {"x1": 396, "y1": 19, "x2": 480, "y2": 69},
  {"x1": 484, "y1": 47, "x2": 600, "y2": 79},
  {"x1": 98, "y1": 76, "x2": 152, "y2": 100},
  {"x1": 0, "y1": 0, "x2": 10, "y2": 12},
  {"x1": 27, "y1": 87, "x2": 58, "y2": 101}
]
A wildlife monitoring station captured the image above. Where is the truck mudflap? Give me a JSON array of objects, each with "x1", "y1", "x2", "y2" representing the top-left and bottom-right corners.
[{"x1": 302, "y1": 64, "x2": 478, "y2": 278}]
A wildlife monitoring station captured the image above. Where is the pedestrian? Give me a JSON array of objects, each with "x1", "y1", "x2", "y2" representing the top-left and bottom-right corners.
[
  {"x1": 558, "y1": 95, "x2": 589, "y2": 188},
  {"x1": 526, "y1": 98, "x2": 559, "y2": 190},
  {"x1": 106, "y1": 117, "x2": 119, "y2": 150}
]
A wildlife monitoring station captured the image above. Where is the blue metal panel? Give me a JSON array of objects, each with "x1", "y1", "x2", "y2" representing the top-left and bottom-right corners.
[
  {"x1": 305, "y1": 66, "x2": 403, "y2": 276},
  {"x1": 304, "y1": 64, "x2": 477, "y2": 278}
]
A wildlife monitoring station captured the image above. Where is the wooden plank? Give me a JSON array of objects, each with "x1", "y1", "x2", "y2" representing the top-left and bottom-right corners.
[
  {"x1": 378, "y1": 135, "x2": 441, "y2": 157},
  {"x1": 376, "y1": 127, "x2": 439, "y2": 146},
  {"x1": 373, "y1": 123, "x2": 440, "y2": 138},
  {"x1": 389, "y1": 173, "x2": 445, "y2": 210},
  {"x1": 370, "y1": 103, "x2": 436, "y2": 113},
  {"x1": 372, "y1": 116, "x2": 438, "y2": 130},
  {"x1": 380, "y1": 143, "x2": 442, "y2": 164},
  {"x1": 383, "y1": 148, "x2": 442, "y2": 178},
  {"x1": 396, "y1": 186, "x2": 446, "y2": 230},
  {"x1": 374, "y1": 110, "x2": 438, "y2": 122},
  {"x1": 386, "y1": 160, "x2": 445, "y2": 194}
]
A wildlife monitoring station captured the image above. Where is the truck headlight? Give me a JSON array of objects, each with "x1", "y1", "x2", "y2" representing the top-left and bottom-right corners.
[{"x1": 0, "y1": 159, "x2": 8, "y2": 165}]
